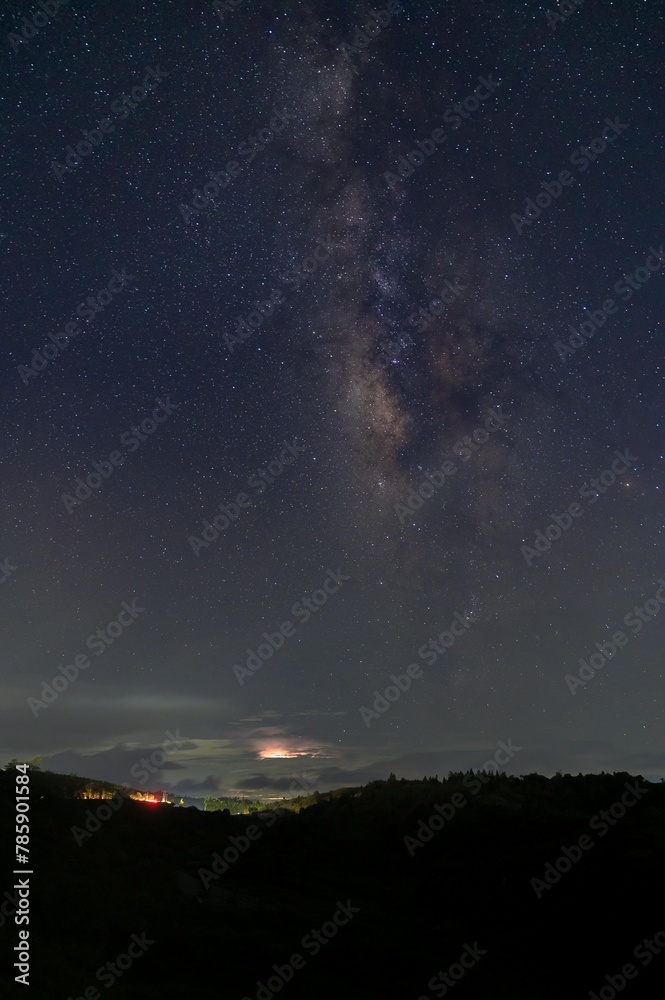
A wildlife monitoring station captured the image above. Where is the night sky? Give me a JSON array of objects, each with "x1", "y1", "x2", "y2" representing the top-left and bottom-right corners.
[{"x1": 3, "y1": 0, "x2": 664, "y2": 799}]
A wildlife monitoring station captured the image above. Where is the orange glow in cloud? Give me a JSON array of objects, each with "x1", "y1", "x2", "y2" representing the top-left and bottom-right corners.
[
  {"x1": 245, "y1": 727, "x2": 337, "y2": 760},
  {"x1": 258, "y1": 747, "x2": 310, "y2": 759}
]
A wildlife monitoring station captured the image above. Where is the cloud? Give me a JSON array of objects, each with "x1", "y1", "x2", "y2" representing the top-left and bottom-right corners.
[
  {"x1": 170, "y1": 775, "x2": 221, "y2": 792},
  {"x1": 41, "y1": 743, "x2": 187, "y2": 785},
  {"x1": 235, "y1": 774, "x2": 298, "y2": 791}
]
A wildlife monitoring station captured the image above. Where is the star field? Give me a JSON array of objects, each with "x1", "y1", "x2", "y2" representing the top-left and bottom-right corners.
[{"x1": 1, "y1": 0, "x2": 664, "y2": 794}]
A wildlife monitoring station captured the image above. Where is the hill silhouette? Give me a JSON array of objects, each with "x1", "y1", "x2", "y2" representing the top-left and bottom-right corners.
[{"x1": 1, "y1": 766, "x2": 663, "y2": 998}]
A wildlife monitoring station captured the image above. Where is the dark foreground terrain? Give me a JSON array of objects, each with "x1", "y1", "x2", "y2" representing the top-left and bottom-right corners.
[{"x1": 1, "y1": 768, "x2": 664, "y2": 999}]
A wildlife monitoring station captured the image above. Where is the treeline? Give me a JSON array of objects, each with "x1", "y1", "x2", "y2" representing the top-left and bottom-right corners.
[
  {"x1": 0, "y1": 762, "x2": 162, "y2": 801},
  {"x1": 0, "y1": 769, "x2": 664, "y2": 998},
  {"x1": 203, "y1": 795, "x2": 266, "y2": 813}
]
